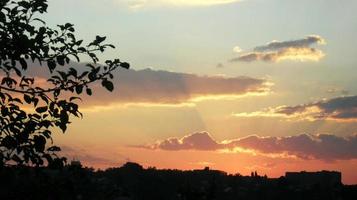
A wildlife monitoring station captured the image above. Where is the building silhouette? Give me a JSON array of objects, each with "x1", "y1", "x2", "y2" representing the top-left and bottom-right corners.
[{"x1": 285, "y1": 170, "x2": 342, "y2": 187}]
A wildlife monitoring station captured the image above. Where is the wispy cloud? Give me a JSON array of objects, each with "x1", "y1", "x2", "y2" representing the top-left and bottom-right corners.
[
  {"x1": 133, "y1": 132, "x2": 357, "y2": 161},
  {"x1": 230, "y1": 35, "x2": 326, "y2": 63},
  {"x1": 233, "y1": 95, "x2": 357, "y2": 122}
]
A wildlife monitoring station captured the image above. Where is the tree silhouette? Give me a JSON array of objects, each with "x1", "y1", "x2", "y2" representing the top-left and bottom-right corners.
[{"x1": 0, "y1": 0, "x2": 129, "y2": 168}]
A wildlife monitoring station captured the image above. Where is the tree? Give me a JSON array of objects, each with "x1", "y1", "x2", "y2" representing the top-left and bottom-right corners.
[{"x1": 0, "y1": 0, "x2": 129, "y2": 167}]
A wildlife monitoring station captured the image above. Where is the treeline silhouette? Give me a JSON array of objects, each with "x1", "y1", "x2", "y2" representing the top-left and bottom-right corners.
[{"x1": 0, "y1": 162, "x2": 356, "y2": 200}]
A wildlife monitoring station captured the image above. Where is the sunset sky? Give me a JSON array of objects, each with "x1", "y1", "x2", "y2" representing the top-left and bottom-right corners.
[{"x1": 44, "y1": 0, "x2": 357, "y2": 184}]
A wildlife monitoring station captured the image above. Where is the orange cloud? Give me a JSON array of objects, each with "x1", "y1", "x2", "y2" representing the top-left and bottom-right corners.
[{"x1": 233, "y1": 95, "x2": 357, "y2": 122}]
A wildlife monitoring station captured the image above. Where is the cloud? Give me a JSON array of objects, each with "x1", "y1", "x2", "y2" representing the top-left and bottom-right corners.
[
  {"x1": 117, "y1": 0, "x2": 241, "y2": 9},
  {"x1": 136, "y1": 132, "x2": 222, "y2": 150},
  {"x1": 84, "y1": 68, "x2": 270, "y2": 106},
  {"x1": 216, "y1": 63, "x2": 224, "y2": 68},
  {"x1": 230, "y1": 35, "x2": 326, "y2": 63},
  {"x1": 253, "y1": 35, "x2": 326, "y2": 52},
  {"x1": 60, "y1": 145, "x2": 126, "y2": 168},
  {"x1": 233, "y1": 95, "x2": 357, "y2": 122},
  {"x1": 326, "y1": 88, "x2": 349, "y2": 96},
  {"x1": 232, "y1": 47, "x2": 325, "y2": 62},
  {"x1": 17, "y1": 62, "x2": 269, "y2": 109},
  {"x1": 230, "y1": 134, "x2": 357, "y2": 161},
  {"x1": 135, "y1": 132, "x2": 357, "y2": 161},
  {"x1": 233, "y1": 46, "x2": 243, "y2": 53}
]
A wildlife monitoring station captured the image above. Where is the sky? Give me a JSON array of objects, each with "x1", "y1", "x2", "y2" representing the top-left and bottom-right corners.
[{"x1": 42, "y1": 0, "x2": 357, "y2": 184}]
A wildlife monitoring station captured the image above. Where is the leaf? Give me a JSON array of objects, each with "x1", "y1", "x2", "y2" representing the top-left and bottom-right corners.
[
  {"x1": 54, "y1": 89, "x2": 60, "y2": 97},
  {"x1": 2, "y1": 136, "x2": 16, "y2": 149},
  {"x1": 42, "y1": 130, "x2": 51, "y2": 139},
  {"x1": 86, "y1": 88, "x2": 92, "y2": 96},
  {"x1": 24, "y1": 94, "x2": 32, "y2": 104},
  {"x1": 69, "y1": 67, "x2": 77, "y2": 77},
  {"x1": 1, "y1": 107, "x2": 8, "y2": 116},
  {"x1": 60, "y1": 109, "x2": 69, "y2": 122},
  {"x1": 40, "y1": 95, "x2": 49, "y2": 104},
  {"x1": 34, "y1": 135, "x2": 46, "y2": 152},
  {"x1": 120, "y1": 62, "x2": 130, "y2": 69},
  {"x1": 57, "y1": 56, "x2": 65, "y2": 66},
  {"x1": 95, "y1": 35, "x2": 106, "y2": 44},
  {"x1": 70, "y1": 96, "x2": 82, "y2": 102},
  {"x1": 59, "y1": 123, "x2": 67, "y2": 133},
  {"x1": 47, "y1": 60, "x2": 56, "y2": 72},
  {"x1": 75, "y1": 85, "x2": 83, "y2": 94},
  {"x1": 14, "y1": 66, "x2": 22, "y2": 76},
  {"x1": 36, "y1": 106, "x2": 48, "y2": 113},
  {"x1": 47, "y1": 146, "x2": 61, "y2": 152},
  {"x1": 19, "y1": 58, "x2": 27, "y2": 70},
  {"x1": 33, "y1": 98, "x2": 39, "y2": 107},
  {"x1": 102, "y1": 80, "x2": 114, "y2": 92},
  {"x1": 76, "y1": 40, "x2": 83, "y2": 46},
  {"x1": 33, "y1": 18, "x2": 46, "y2": 24},
  {"x1": 106, "y1": 44, "x2": 115, "y2": 49},
  {"x1": 78, "y1": 47, "x2": 86, "y2": 52},
  {"x1": 88, "y1": 71, "x2": 97, "y2": 81}
]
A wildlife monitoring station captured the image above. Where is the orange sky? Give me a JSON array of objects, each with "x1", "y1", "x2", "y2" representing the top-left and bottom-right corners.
[{"x1": 35, "y1": 0, "x2": 357, "y2": 185}]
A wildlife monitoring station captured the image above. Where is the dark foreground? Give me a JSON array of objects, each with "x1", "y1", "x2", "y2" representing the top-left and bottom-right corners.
[{"x1": 1, "y1": 162, "x2": 356, "y2": 200}]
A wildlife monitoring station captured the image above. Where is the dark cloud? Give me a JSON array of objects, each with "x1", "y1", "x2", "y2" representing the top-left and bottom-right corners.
[
  {"x1": 229, "y1": 134, "x2": 357, "y2": 160},
  {"x1": 231, "y1": 48, "x2": 324, "y2": 63},
  {"x1": 22, "y1": 62, "x2": 269, "y2": 106},
  {"x1": 85, "y1": 68, "x2": 269, "y2": 105},
  {"x1": 253, "y1": 35, "x2": 325, "y2": 52},
  {"x1": 234, "y1": 95, "x2": 357, "y2": 122},
  {"x1": 159, "y1": 132, "x2": 222, "y2": 150},
  {"x1": 136, "y1": 132, "x2": 357, "y2": 161},
  {"x1": 230, "y1": 35, "x2": 325, "y2": 63},
  {"x1": 133, "y1": 132, "x2": 222, "y2": 151},
  {"x1": 276, "y1": 95, "x2": 357, "y2": 121}
]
